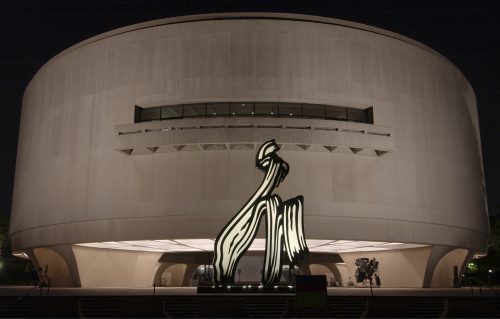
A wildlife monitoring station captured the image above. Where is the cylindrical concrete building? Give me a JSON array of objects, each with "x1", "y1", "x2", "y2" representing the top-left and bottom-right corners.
[{"x1": 10, "y1": 13, "x2": 489, "y2": 288}]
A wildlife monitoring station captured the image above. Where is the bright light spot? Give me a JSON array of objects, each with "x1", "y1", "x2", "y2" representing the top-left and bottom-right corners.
[
  {"x1": 489, "y1": 269, "x2": 492, "y2": 273},
  {"x1": 466, "y1": 262, "x2": 479, "y2": 273},
  {"x1": 12, "y1": 251, "x2": 29, "y2": 259}
]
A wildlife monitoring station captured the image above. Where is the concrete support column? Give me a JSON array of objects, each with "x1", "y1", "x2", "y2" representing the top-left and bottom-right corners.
[
  {"x1": 154, "y1": 263, "x2": 173, "y2": 286},
  {"x1": 422, "y1": 245, "x2": 454, "y2": 288},
  {"x1": 51, "y1": 245, "x2": 81, "y2": 287},
  {"x1": 324, "y1": 263, "x2": 343, "y2": 283}
]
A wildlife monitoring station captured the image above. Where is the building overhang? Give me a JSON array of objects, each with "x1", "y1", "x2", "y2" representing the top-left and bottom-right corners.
[{"x1": 76, "y1": 239, "x2": 425, "y2": 254}]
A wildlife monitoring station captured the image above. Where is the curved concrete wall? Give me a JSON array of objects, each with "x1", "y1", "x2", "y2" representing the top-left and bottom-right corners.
[{"x1": 10, "y1": 13, "x2": 488, "y2": 255}]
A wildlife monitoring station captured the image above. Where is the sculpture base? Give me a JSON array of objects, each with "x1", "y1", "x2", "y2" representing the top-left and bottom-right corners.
[{"x1": 197, "y1": 285, "x2": 296, "y2": 293}]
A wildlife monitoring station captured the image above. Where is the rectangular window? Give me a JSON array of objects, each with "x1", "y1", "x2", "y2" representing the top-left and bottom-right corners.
[
  {"x1": 254, "y1": 102, "x2": 278, "y2": 117},
  {"x1": 325, "y1": 106, "x2": 347, "y2": 121},
  {"x1": 161, "y1": 106, "x2": 183, "y2": 119},
  {"x1": 183, "y1": 104, "x2": 207, "y2": 117},
  {"x1": 140, "y1": 107, "x2": 161, "y2": 121},
  {"x1": 347, "y1": 108, "x2": 367, "y2": 123},
  {"x1": 231, "y1": 102, "x2": 254, "y2": 116},
  {"x1": 279, "y1": 103, "x2": 302, "y2": 118},
  {"x1": 302, "y1": 104, "x2": 325, "y2": 119},
  {"x1": 207, "y1": 103, "x2": 230, "y2": 117},
  {"x1": 135, "y1": 102, "x2": 374, "y2": 124}
]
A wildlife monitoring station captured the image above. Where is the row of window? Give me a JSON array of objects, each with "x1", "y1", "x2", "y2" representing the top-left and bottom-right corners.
[{"x1": 135, "y1": 102, "x2": 374, "y2": 124}]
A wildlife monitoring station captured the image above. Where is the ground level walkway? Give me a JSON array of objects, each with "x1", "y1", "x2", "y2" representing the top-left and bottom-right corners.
[
  {"x1": 1, "y1": 285, "x2": 498, "y2": 297},
  {"x1": 0, "y1": 286, "x2": 498, "y2": 317}
]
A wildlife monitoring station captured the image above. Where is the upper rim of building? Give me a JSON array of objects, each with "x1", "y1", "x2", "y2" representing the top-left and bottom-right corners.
[{"x1": 29, "y1": 12, "x2": 471, "y2": 91}]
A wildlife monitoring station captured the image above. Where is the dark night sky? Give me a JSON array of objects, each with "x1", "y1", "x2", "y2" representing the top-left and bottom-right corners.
[{"x1": 0, "y1": 0, "x2": 499, "y2": 217}]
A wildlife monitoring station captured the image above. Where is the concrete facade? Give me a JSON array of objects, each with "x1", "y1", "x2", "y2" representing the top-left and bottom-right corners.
[{"x1": 10, "y1": 13, "x2": 488, "y2": 288}]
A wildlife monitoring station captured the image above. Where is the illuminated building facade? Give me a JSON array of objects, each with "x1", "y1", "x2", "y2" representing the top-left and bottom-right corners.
[{"x1": 10, "y1": 13, "x2": 489, "y2": 288}]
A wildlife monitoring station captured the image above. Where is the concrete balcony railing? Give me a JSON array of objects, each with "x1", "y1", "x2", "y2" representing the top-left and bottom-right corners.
[{"x1": 115, "y1": 117, "x2": 394, "y2": 157}]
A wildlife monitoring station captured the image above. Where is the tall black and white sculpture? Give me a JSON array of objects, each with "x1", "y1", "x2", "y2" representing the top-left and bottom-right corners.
[{"x1": 213, "y1": 139, "x2": 309, "y2": 286}]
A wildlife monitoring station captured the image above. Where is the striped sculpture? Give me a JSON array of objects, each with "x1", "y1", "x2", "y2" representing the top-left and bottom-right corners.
[{"x1": 213, "y1": 139, "x2": 309, "y2": 286}]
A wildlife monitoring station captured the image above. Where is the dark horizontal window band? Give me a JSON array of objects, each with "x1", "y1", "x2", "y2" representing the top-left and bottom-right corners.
[{"x1": 134, "y1": 102, "x2": 374, "y2": 124}]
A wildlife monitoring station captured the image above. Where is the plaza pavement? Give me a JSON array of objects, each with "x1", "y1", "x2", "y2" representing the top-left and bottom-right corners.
[{"x1": 0, "y1": 285, "x2": 498, "y2": 297}]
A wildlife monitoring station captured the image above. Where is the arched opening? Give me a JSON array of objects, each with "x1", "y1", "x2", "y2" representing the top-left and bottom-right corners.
[
  {"x1": 153, "y1": 262, "x2": 171, "y2": 286},
  {"x1": 156, "y1": 264, "x2": 187, "y2": 287},
  {"x1": 430, "y1": 248, "x2": 468, "y2": 288},
  {"x1": 154, "y1": 263, "x2": 213, "y2": 287},
  {"x1": 155, "y1": 264, "x2": 187, "y2": 287},
  {"x1": 155, "y1": 252, "x2": 213, "y2": 287},
  {"x1": 153, "y1": 259, "x2": 305, "y2": 286},
  {"x1": 33, "y1": 247, "x2": 73, "y2": 287}
]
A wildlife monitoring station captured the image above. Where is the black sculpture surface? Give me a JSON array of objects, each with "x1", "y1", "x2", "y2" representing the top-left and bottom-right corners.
[{"x1": 213, "y1": 139, "x2": 309, "y2": 286}]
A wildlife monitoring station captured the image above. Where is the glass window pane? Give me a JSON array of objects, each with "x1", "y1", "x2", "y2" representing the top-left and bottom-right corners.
[
  {"x1": 207, "y1": 103, "x2": 230, "y2": 116},
  {"x1": 325, "y1": 106, "x2": 347, "y2": 121},
  {"x1": 279, "y1": 103, "x2": 302, "y2": 117},
  {"x1": 140, "y1": 108, "x2": 161, "y2": 121},
  {"x1": 347, "y1": 108, "x2": 367, "y2": 123},
  {"x1": 302, "y1": 104, "x2": 325, "y2": 119},
  {"x1": 255, "y1": 102, "x2": 278, "y2": 117},
  {"x1": 137, "y1": 103, "x2": 371, "y2": 123},
  {"x1": 183, "y1": 104, "x2": 206, "y2": 117},
  {"x1": 231, "y1": 102, "x2": 254, "y2": 116},
  {"x1": 161, "y1": 106, "x2": 183, "y2": 119}
]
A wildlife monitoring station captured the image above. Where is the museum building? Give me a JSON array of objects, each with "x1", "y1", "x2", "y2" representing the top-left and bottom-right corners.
[{"x1": 9, "y1": 13, "x2": 489, "y2": 288}]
